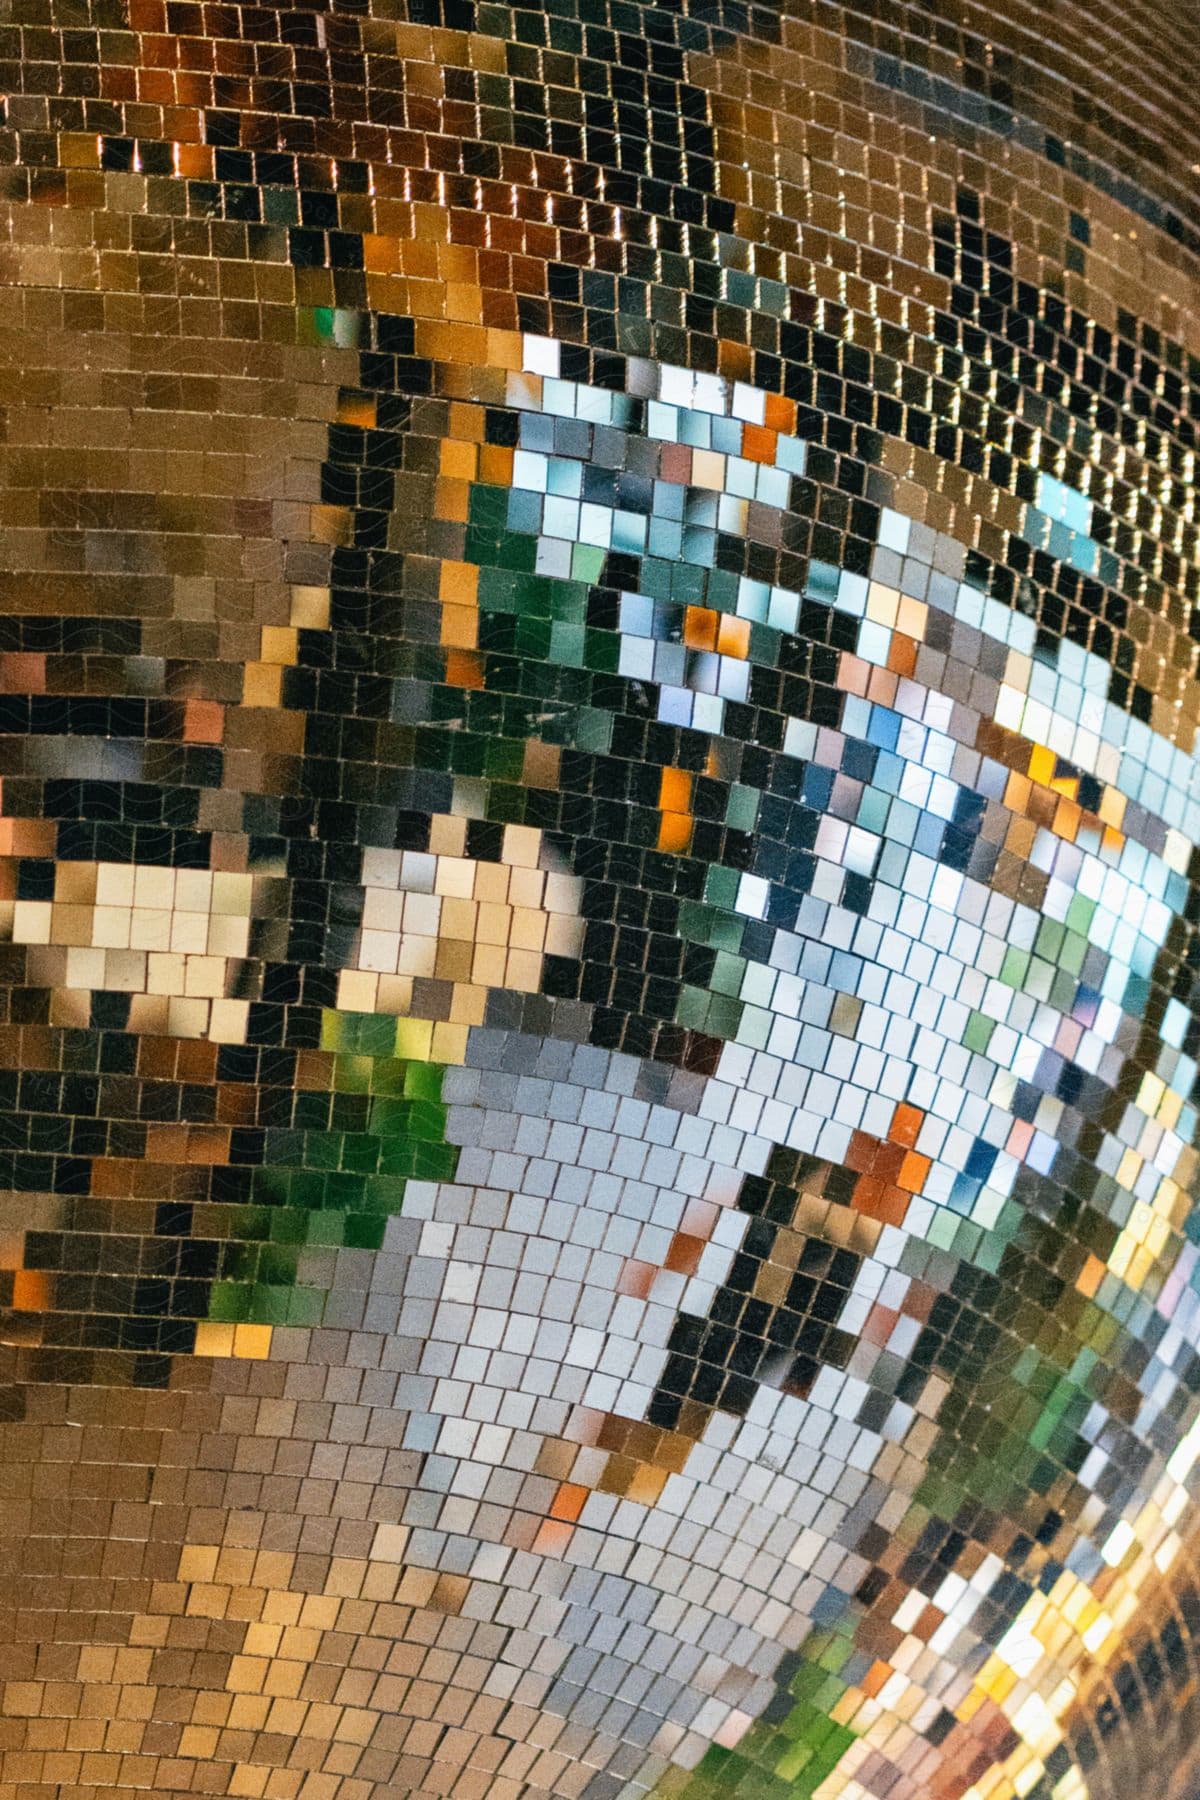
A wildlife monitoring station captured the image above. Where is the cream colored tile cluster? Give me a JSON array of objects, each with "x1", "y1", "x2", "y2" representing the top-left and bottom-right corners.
[
  {"x1": 8, "y1": 863, "x2": 256, "y2": 1041},
  {"x1": 337, "y1": 819, "x2": 583, "y2": 1020}
]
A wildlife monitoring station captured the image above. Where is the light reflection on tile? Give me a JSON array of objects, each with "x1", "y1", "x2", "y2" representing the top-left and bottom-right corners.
[{"x1": 2, "y1": 4, "x2": 1200, "y2": 1799}]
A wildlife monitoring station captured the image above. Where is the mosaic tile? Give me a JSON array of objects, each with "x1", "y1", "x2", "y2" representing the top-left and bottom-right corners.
[{"x1": 2, "y1": 2, "x2": 1200, "y2": 1797}]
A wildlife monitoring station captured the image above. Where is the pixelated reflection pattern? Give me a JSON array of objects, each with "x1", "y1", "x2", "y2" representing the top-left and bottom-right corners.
[{"x1": 2, "y1": 2, "x2": 1200, "y2": 1798}]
